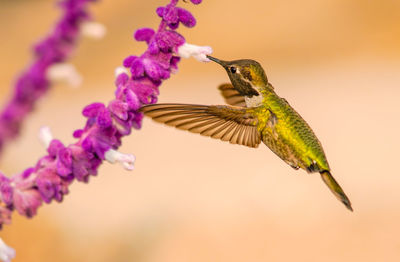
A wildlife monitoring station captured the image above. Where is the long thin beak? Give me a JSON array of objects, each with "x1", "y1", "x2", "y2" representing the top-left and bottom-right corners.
[{"x1": 206, "y1": 55, "x2": 227, "y2": 67}]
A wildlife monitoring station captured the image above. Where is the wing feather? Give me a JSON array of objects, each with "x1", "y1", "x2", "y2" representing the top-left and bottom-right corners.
[
  {"x1": 218, "y1": 84, "x2": 246, "y2": 107},
  {"x1": 140, "y1": 103, "x2": 261, "y2": 148}
]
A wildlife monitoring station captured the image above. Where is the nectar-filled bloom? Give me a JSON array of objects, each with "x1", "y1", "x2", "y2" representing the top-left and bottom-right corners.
[{"x1": 178, "y1": 43, "x2": 213, "y2": 62}]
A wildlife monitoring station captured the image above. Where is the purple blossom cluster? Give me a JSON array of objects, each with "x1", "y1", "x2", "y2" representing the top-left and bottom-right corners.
[
  {"x1": 0, "y1": 0, "x2": 96, "y2": 155},
  {"x1": 0, "y1": 0, "x2": 202, "y2": 229}
]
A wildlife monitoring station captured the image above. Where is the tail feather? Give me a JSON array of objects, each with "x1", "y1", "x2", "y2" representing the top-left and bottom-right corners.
[{"x1": 320, "y1": 171, "x2": 353, "y2": 212}]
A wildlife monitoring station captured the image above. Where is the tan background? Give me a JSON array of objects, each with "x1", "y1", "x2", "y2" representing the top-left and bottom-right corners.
[{"x1": 1, "y1": 0, "x2": 400, "y2": 261}]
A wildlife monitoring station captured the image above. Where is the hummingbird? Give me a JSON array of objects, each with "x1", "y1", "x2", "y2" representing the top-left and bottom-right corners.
[{"x1": 140, "y1": 55, "x2": 353, "y2": 211}]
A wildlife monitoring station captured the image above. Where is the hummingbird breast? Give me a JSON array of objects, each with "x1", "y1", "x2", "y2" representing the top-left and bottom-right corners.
[{"x1": 254, "y1": 93, "x2": 330, "y2": 172}]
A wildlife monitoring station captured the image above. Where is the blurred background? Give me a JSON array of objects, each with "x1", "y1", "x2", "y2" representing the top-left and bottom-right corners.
[{"x1": 1, "y1": 0, "x2": 400, "y2": 261}]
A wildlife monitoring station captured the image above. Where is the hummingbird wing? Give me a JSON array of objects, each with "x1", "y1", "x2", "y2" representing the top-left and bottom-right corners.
[
  {"x1": 218, "y1": 83, "x2": 246, "y2": 107},
  {"x1": 140, "y1": 103, "x2": 261, "y2": 148}
]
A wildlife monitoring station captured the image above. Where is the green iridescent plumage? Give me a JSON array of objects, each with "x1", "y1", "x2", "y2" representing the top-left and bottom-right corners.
[
  {"x1": 248, "y1": 88, "x2": 329, "y2": 172},
  {"x1": 140, "y1": 56, "x2": 352, "y2": 211}
]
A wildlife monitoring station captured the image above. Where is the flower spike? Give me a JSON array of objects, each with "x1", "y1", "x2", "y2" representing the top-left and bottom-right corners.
[
  {"x1": 0, "y1": 0, "x2": 96, "y2": 154},
  {"x1": 0, "y1": 0, "x2": 205, "y2": 231}
]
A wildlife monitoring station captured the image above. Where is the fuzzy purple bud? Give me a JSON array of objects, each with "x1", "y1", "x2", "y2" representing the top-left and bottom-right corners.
[
  {"x1": 97, "y1": 107, "x2": 112, "y2": 128},
  {"x1": 123, "y1": 55, "x2": 137, "y2": 68},
  {"x1": 177, "y1": 7, "x2": 196, "y2": 27},
  {"x1": 73, "y1": 129, "x2": 84, "y2": 138},
  {"x1": 156, "y1": 7, "x2": 165, "y2": 18},
  {"x1": 48, "y1": 139, "x2": 65, "y2": 158},
  {"x1": 130, "y1": 59, "x2": 145, "y2": 79},
  {"x1": 134, "y1": 28, "x2": 155, "y2": 44},
  {"x1": 82, "y1": 103, "x2": 105, "y2": 118},
  {"x1": 156, "y1": 4, "x2": 197, "y2": 29}
]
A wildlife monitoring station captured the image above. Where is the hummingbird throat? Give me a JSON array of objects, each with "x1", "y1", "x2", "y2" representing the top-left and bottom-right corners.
[
  {"x1": 244, "y1": 91, "x2": 263, "y2": 107},
  {"x1": 238, "y1": 75, "x2": 263, "y2": 107},
  {"x1": 232, "y1": 70, "x2": 264, "y2": 107}
]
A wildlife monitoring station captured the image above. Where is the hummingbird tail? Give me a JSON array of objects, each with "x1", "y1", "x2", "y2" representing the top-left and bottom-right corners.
[{"x1": 320, "y1": 171, "x2": 353, "y2": 212}]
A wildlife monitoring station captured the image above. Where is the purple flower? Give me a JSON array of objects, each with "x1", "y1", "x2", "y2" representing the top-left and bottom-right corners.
[
  {"x1": 0, "y1": 0, "x2": 204, "y2": 231},
  {"x1": 69, "y1": 145, "x2": 96, "y2": 182},
  {"x1": 0, "y1": 0, "x2": 95, "y2": 155},
  {"x1": 134, "y1": 28, "x2": 155, "y2": 44},
  {"x1": 56, "y1": 147, "x2": 73, "y2": 176},
  {"x1": 47, "y1": 139, "x2": 66, "y2": 158},
  {"x1": 156, "y1": 4, "x2": 197, "y2": 29},
  {"x1": 13, "y1": 188, "x2": 43, "y2": 218},
  {"x1": 109, "y1": 100, "x2": 129, "y2": 121},
  {"x1": 0, "y1": 175, "x2": 13, "y2": 206},
  {"x1": 123, "y1": 56, "x2": 138, "y2": 68},
  {"x1": 177, "y1": 8, "x2": 196, "y2": 27},
  {"x1": 155, "y1": 30, "x2": 185, "y2": 52},
  {"x1": 124, "y1": 88, "x2": 141, "y2": 111},
  {"x1": 36, "y1": 169, "x2": 65, "y2": 203}
]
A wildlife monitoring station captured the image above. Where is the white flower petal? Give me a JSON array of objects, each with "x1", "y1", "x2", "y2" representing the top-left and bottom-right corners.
[
  {"x1": 38, "y1": 126, "x2": 53, "y2": 148},
  {"x1": 81, "y1": 22, "x2": 107, "y2": 39},
  {"x1": 115, "y1": 66, "x2": 129, "y2": 77},
  {"x1": 177, "y1": 43, "x2": 213, "y2": 62},
  {"x1": 0, "y1": 238, "x2": 15, "y2": 262},
  {"x1": 105, "y1": 149, "x2": 135, "y2": 171},
  {"x1": 47, "y1": 63, "x2": 82, "y2": 88}
]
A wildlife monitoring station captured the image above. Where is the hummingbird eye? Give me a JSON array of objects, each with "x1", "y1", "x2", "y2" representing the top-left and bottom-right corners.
[{"x1": 229, "y1": 66, "x2": 237, "y2": 74}]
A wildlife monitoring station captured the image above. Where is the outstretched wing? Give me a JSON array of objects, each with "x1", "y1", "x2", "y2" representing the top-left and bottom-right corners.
[
  {"x1": 140, "y1": 103, "x2": 261, "y2": 148},
  {"x1": 218, "y1": 83, "x2": 246, "y2": 107}
]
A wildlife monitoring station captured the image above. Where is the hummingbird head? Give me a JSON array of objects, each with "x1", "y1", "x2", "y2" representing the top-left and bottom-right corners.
[{"x1": 207, "y1": 55, "x2": 270, "y2": 97}]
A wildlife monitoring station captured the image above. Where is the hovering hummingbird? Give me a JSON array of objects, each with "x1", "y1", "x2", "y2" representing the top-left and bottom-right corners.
[{"x1": 140, "y1": 56, "x2": 353, "y2": 211}]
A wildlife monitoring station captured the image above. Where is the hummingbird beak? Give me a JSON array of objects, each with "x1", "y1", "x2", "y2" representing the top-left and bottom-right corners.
[{"x1": 206, "y1": 55, "x2": 228, "y2": 67}]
